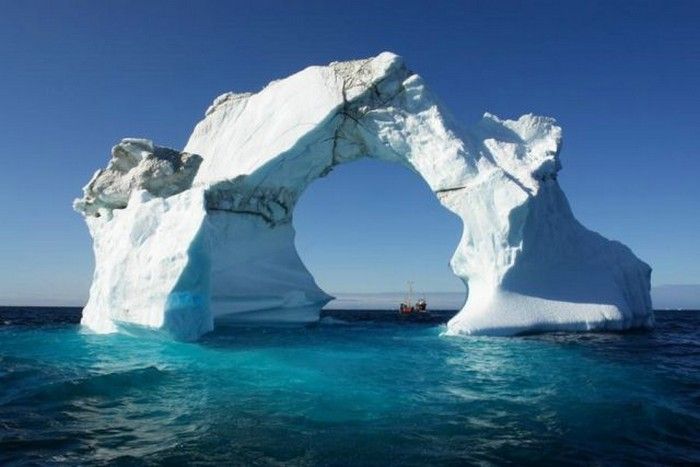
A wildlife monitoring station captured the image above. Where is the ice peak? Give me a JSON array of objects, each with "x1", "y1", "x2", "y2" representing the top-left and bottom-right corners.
[{"x1": 74, "y1": 138, "x2": 201, "y2": 218}]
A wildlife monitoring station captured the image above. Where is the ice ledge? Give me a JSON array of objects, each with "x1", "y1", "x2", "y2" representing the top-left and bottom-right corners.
[{"x1": 444, "y1": 290, "x2": 654, "y2": 337}]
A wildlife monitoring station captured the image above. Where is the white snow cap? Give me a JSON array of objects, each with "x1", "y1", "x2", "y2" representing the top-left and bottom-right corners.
[{"x1": 76, "y1": 52, "x2": 652, "y2": 340}]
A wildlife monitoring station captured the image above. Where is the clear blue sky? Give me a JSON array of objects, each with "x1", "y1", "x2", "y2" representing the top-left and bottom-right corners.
[{"x1": 0, "y1": 0, "x2": 697, "y2": 305}]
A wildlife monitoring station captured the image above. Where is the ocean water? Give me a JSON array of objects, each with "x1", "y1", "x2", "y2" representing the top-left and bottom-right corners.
[{"x1": 1, "y1": 308, "x2": 698, "y2": 465}]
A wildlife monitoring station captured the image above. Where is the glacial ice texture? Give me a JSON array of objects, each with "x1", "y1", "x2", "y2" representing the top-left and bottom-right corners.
[{"x1": 74, "y1": 52, "x2": 653, "y2": 340}]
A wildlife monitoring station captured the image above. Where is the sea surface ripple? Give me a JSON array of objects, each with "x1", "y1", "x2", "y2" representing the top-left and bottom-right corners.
[{"x1": 1, "y1": 307, "x2": 698, "y2": 465}]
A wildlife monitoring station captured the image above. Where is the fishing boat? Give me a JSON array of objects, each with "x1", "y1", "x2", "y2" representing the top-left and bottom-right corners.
[{"x1": 398, "y1": 281, "x2": 428, "y2": 315}]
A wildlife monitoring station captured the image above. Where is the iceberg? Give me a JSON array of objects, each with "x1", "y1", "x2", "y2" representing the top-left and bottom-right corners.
[{"x1": 74, "y1": 52, "x2": 653, "y2": 340}]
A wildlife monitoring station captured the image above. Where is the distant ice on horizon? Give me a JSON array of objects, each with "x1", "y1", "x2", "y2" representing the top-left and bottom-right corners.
[{"x1": 326, "y1": 286, "x2": 700, "y2": 311}]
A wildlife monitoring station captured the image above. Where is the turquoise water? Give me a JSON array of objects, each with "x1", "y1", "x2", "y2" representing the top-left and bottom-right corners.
[{"x1": 1, "y1": 308, "x2": 699, "y2": 465}]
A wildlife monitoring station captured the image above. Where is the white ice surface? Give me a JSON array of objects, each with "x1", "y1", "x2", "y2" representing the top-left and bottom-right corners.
[
  {"x1": 75, "y1": 52, "x2": 652, "y2": 340},
  {"x1": 80, "y1": 188, "x2": 212, "y2": 340}
]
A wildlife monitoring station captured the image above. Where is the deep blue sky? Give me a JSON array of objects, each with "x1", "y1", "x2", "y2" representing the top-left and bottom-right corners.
[{"x1": 0, "y1": 0, "x2": 697, "y2": 304}]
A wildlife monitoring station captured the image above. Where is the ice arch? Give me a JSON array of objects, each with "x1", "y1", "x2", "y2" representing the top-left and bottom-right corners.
[{"x1": 75, "y1": 52, "x2": 653, "y2": 340}]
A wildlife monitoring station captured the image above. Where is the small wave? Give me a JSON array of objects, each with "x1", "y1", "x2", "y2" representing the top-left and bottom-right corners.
[
  {"x1": 317, "y1": 317, "x2": 351, "y2": 326},
  {"x1": 4, "y1": 366, "x2": 169, "y2": 406}
]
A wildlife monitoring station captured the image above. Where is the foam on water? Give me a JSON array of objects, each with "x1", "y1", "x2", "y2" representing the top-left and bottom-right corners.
[{"x1": 1, "y1": 308, "x2": 698, "y2": 464}]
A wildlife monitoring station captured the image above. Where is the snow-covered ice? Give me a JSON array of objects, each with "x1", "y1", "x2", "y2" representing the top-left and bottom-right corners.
[{"x1": 74, "y1": 52, "x2": 653, "y2": 340}]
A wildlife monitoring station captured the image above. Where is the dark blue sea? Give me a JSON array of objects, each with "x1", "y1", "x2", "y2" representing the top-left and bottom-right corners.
[{"x1": 1, "y1": 307, "x2": 698, "y2": 465}]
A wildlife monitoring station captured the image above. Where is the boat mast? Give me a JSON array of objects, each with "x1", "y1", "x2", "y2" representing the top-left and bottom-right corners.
[{"x1": 407, "y1": 281, "x2": 414, "y2": 307}]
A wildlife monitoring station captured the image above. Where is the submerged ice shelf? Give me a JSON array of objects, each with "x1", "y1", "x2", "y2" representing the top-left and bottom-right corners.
[{"x1": 74, "y1": 52, "x2": 653, "y2": 340}]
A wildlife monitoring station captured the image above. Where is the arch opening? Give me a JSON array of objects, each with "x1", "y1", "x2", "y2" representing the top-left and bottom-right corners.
[{"x1": 292, "y1": 158, "x2": 466, "y2": 313}]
